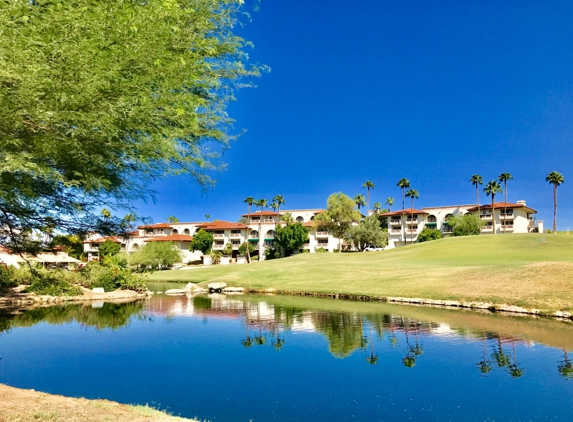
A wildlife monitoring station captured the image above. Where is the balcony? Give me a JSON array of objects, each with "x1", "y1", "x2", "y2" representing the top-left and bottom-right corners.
[
  {"x1": 406, "y1": 219, "x2": 417, "y2": 223},
  {"x1": 389, "y1": 230, "x2": 402, "y2": 235},
  {"x1": 250, "y1": 219, "x2": 260, "y2": 224},
  {"x1": 316, "y1": 231, "x2": 329, "y2": 237},
  {"x1": 229, "y1": 233, "x2": 241, "y2": 238},
  {"x1": 213, "y1": 244, "x2": 224, "y2": 250},
  {"x1": 406, "y1": 229, "x2": 418, "y2": 234},
  {"x1": 390, "y1": 220, "x2": 401, "y2": 225},
  {"x1": 499, "y1": 213, "x2": 513, "y2": 219},
  {"x1": 263, "y1": 218, "x2": 275, "y2": 223},
  {"x1": 480, "y1": 214, "x2": 492, "y2": 221},
  {"x1": 482, "y1": 226, "x2": 493, "y2": 232},
  {"x1": 501, "y1": 225, "x2": 514, "y2": 231},
  {"x1": 213, "y1": 233, "x2": 224, "y2": 239}
]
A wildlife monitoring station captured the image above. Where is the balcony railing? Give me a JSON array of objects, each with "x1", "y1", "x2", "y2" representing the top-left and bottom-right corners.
[
  {"x1": 390, "y1": 220, "x2": 401, "y2": 225},
  {"x1": 480, "y1": 214, "x2": 492, "y2": 220},
  {"x1": 502, "y1": 225, "x2": 514, "y2": 230},
  {"x1": 229, "y1": 233, "x2": 241, "y2": 238},
  {"x1": 250, "y1": 219, "x2": 260, "y2": 224},
  {"x1": 499, "y1": 213, "x2": 513, "y2": 219},
  {"x1": 213, "y1": 234, "x2": 224, "y2": 239},
  {"x1": 390, "y1": 230, "x2": 402, "y2": 234},
  {"x1": 406, "y1": 229, "x2": 417, "y2": 233},
  {"x1": 263, "y1": 218, "x2": 275, "y2": 223},
  {"x1": 316, "y1": 231, "x2": 329, "y2": 237},
  {"x1": 213, "y1": 244, "x2": 224, "y2": 250},
  {"x1": 482, "y1": 226, "x2": 493, "y2": 231}
]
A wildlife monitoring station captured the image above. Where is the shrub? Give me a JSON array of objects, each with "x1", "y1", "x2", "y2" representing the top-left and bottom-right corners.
[
  {"x1": 79, "y1": 260, "x2": 146, "y2": 293},
  {"x1": 302, "y1": 249, "x2": 310, "y2": 253},
  {"x1": 23, "y1": 270, "x2": 83, "y2": 296},
  {"x1": 0, "y1": 263, "x2": 17, "y2": 290},
  {"x1": 316, "y1": 247, "x2": 327, "y2": 253},
  {"x1": 189, "y1": 229, "x2": 214, "y2": 254},
  {"x1": 265, "y1": 248, "x2": 279, "y2": 260},
  {"x1": 222, "y1": 242, "x2": 233, "y2": 256},
  {"x1": 238, "y1": 241, "x2": 254, "y2": 256},
  {"x1": 99, "y1": 239, "x2": 121, "y2": 257},
  {"x1": 209, "y1": 250, "x2": 222, "y2": 264},
  {"x1": 251, "y1": 255, "x2": 259, "y2": 261},
  {"x1": 418, "y1": 228, "x2": 442, "y2": 243},
  {"x1": 447, "y1": 214, "x2": 484, "y2": 236}
]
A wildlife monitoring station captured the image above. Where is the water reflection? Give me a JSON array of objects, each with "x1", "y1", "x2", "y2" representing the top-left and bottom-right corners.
[{"x1": 144, "y1": 293, "x2": 573, "y2": 380}]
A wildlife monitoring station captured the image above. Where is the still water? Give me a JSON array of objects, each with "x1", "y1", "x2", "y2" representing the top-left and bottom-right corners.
[{"x1": 0, "y1": 283, "x2": 572, "y2": 421}]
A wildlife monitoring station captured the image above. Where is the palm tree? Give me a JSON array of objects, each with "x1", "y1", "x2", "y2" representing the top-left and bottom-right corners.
[
  {"x1": 469, "y1": 174, "x2": 483, "y2": 233},
  {"x1": 397, "y1": 178, "x2": 410, "y2": 243},
  {"x1": 204, "y1": 214, "x2": 211, "y2": 222},
  {"x1": 546, "y1": 171, "x2": 565, "y2": 234},
  {"x1": 101, "y1": 208, "x2": 112, "y2": 221},
  {"x1": 122, "y1": 213, "x2": 137, "y2": 251},
  {"x1": 372, "y1": 202, "x2": 382, "y2": 214},
  {"x1": 354, "y1": 194, "x2": 366, "y2": 214},
  {"x1": 385, "y1": 197, "x2": 395, "y2": 212},
  {"x1": 269, "y1": 202, "x2": 278, "y2": 212},
  {"x1": 255, "y1": 199, "x2": 267, "y2": 257},
  {"x1": 272, "y1": 195, "x2": 286, "y2": 217},
  {"x1": 362, "y1": 181, "x2": 375, "y2": 213},
  {"x1": 498, "y1": 172, "x2": 513, "y2": 234},
  {"x1": 167, "y1": 216, "x2": 179, "y2": 223},
  {"x1": 243, "y1": 197, "x2": 255, "y2": 263},
  {"x1": 405, "y1": 189, "x2": 419, "y2": 244},
  {"x1": 483, "y1": 180, "x2": 503, "y2": 234}
]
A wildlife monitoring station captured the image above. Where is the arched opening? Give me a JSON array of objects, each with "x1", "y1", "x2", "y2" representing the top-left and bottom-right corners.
[
  {"x1": 266, "y1": 230, "x2": 275, "y2": 239},
  {"x1": 296, "y1": 216, "x2": 304, "y2": 223},
  {"x1": 183, "y1": 228, "x2": 190, "y2": 235},
  {"x1": 443, "y1": 214, "x2": 454, "y2": 234},
  {"x1": 172, "y1": 229, "x2": 178, "y2": 234},
  {"x1": 427, "y1": 215, "x2": 437, "y2": 222},
  {"x1": 310, "y1": 216, "x2": 315, "y2": 221},
  {"x1": 131, "y1": 243, "x2": 139, "y2": 251},
  {"x1": 249, "y1": 230, "x2": 259, "y2": 239},
  {"x1": 195, "y1": 228, "x2": 201, "y2": 233}
]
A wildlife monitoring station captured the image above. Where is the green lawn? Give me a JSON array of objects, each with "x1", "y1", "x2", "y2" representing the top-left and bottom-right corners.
[{"x1": 148, "y1": 234, "x2": 573, "y2": 312}]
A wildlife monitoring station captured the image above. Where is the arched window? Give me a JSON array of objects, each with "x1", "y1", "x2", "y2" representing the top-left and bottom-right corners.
[
  {"x1": 310, "y1": 216, "x2": 315, "y2": 221},
  {"x1": 183, "y1": 229, "x2": 190, "y2": 235},
  {"x1": 296, "y1": 216, "x2": 304, "y2": 223},
  {"x1": 250, "y1": 230, "x2": 259, "y2": 238},
  {"x1": 172, "y1": 229, "x2": 178, "y2": 234},
  {"x1": 131, "y1": 243, "x2": 139, "y2": 251},
  {"x1": 266, "y1": 230, "x2": 275, "y2": 238},
  {"x1": 427, "y1": 215, "x2": 437, "y2": 222},
  {"x1": 445, "y1": 214, "x2": 454, "y2": 220}
]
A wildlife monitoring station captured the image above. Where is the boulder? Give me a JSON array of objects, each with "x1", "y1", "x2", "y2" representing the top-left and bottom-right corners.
[{"x1": 207, "y1": 282, "x2": 227, "y2": 292}]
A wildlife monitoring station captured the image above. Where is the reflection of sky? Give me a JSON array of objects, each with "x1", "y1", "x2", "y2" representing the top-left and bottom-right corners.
[{"x1": 0, "y1": 299, "x2": 571, "y2": 421}]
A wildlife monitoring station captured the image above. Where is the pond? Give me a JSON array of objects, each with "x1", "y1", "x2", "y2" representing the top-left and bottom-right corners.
[{"x1": 1, "y1": 283, "x2": 572, "y2": 421}]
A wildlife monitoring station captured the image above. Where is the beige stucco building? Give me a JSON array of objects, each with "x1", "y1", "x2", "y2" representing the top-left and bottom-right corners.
[{"x1": 381, "y1": 200, "x2": 540, "y2": 248}]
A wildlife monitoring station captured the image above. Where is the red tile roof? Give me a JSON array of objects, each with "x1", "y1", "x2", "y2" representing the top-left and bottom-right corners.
[
  {"x1": 197, "y1": 221, "x2": 248, "y2": 230},
  {"x1": 465, "y1": 202, "x2": 537, "y2": 213},
  {"x1": 82, "y1": 236, "x2": 123, "y2": 244},
  {"x1": 145, "y1": 234, "x2": 194, "y2": 242},
  {"x1": 241, "y1": 211, "x2": 280, "y2": 217},
  {"x1": 379, "y1": 208, "x2": 429, "y2": 217},
  {"x1": 138, "y1": 223, "x2": 173, "y2": 229}
]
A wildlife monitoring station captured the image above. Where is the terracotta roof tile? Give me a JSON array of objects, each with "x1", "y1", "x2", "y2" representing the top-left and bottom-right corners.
[
  {"x1": 138, "y1": 223, "x2": 173, "y2": 229},
  {"x1": 197, "y1": 221, "x2": 248, "y2": 230},
  {"x1": 466, "y1": 202, "x2": 537, "y2": 213},
  {"x1": 146, "y1": 234, "x2": 194, "y2": 242},
  {"x1": 379, "y1": 208, "x2": 429, "y2": 217}
]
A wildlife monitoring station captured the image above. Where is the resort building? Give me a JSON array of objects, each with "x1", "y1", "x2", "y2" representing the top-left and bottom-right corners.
[{"x1": 381, "y1": 201, "x2": 541, "y2": 248}]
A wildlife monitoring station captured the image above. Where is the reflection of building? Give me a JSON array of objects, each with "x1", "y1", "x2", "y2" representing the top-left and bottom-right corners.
[{"x1": 381, "y1": 201, "x2": 540, "y2": 247}]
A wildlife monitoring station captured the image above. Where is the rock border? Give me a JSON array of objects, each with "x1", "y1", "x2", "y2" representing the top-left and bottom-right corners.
[{"x1": 238, "y1": 288, "x2": 573, "y2": 321}]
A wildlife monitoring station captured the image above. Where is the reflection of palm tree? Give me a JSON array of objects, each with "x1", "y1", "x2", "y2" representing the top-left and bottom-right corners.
[
  {"x1": 492, "y1": 337, "x2": 511, "y2": 368},
  {"x1": 384, "y1": 314, "x2": 398, "y2": 348},
  {"x1": 366, "y1": 322, "x2": 378, "y2": 365},
  {"x1": 558, "y1": 350, "x2": 573, "y2": 379},
  {"x1": 477, "y1": 334, "x2": 492, "y2": 375},
  {"x1": 411, "y1": 324, "x2": 424, "y2": 357},
  {"x1": 402, "y1": 319, "x2": 417, "y2": 368},
  {"x1": 254, "y1": 302, "x2": 266, "y2": 346},
  {"x1": 508, "y1": 340, "x2": 524, "y2": 378},
  {"x1": 241, "y1": 304, "x2": 252, "y2": 348}
]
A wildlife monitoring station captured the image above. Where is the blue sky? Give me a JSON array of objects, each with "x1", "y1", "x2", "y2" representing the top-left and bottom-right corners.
[{"x1": 134, "y1": 0, "x2": 573, "y2": 229}]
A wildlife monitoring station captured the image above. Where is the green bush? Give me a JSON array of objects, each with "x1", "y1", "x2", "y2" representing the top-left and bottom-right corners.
[
  {"x1": 265, "y1": 248, "x2": 280, "y2": 260},
  {"x1": 316, "y1": 247, "x2": 327, "y2": 253},
  {"x1": 222, "y1": 242, "x2": 233, "y2": 256},
  {"x1": 23, "y1": 270, "x2": 83, "y2": 296},
  {"x1": 209, "y1": 250, "x2": 222, "y2": 264},
  {"x1": 418, "y1": 228, "x2": 443, "y2": 243},
  {"x1": 80, "y1": 259, "x2": 146, "y2": 293},
  {"x1": 302, "y1": 249, "x2": 310, "y2": 253},
  {"x1": 238, "y1": 241, "x2": 254, "y2": 256},
  {"x1": 0, "y1": 263, "x2": 18, "y2": 290},
  {"x1": 251, "y1": 255, "x2": 259, "y2": 261}
]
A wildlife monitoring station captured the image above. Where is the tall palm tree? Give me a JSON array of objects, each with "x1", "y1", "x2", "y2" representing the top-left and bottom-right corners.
[
  {"x1": 204, "y1": 214, "x2": 210, "y2": 221},
  {"x1": 483, "y1": 180, "x2": 503, "y2": 234},
  {"x1": 405, "y1": 189, "x2": 419, "y2": 245},
  {"x1": 362, "y1": 181, "x2": 375, "y2": 213},
  {"x1": 272, "y1": 195, "x2": 286, "y2": 217},
  {"x1": 385, "y1": 197, "x2": 395, "y2": 212},
  {"x1": 243, "y1": 197, "x2": 255, "y2": 263},
  {"x1": 354, "y1": 194, "x2": 366, "y2": 214},
  {"x1": 498, "y1": 172, "x2": 513, "y2": 234},
  {"x1": 269, "y1": 202, "x2": 278, "y2": 212},
  {"x1": 167, "y1": 216, "x2": 179, "y2": 223},
  {"x1": 255, "y1": 198, "x2": 267, "y2": 257},
  {"x1": 372, "y1": 202, "x2": 382, "y2": 214},
  {"x1": 122, "y1": 213, "x2": 137, "y2": 251},
  {"x1": 397, "y1": 178, "x2": 410, "y2": 243},
  {"x1": 101, "y1": 208, "x2": 112, "y2": 221},
  {"x1": 546, "y1": 171, "x2": 564, "y2": 234},
  {"x1": 469, "y1": 174, "x2": 483, "y2": 233}
]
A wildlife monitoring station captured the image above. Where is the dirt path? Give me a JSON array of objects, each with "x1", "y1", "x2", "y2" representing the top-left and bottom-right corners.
[{"x1": 0, "y1": 384, "x2": 196, "y2": 422}]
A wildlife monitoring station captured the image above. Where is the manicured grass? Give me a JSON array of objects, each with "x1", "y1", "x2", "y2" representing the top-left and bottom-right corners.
[{"x1": 148, "y1": 234, "x2": 573, "y2": 312}]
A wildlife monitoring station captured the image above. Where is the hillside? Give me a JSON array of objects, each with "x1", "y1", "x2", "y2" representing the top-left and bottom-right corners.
[{"x1": 148, "y1": 234, "x2": 573, "y2": 312}]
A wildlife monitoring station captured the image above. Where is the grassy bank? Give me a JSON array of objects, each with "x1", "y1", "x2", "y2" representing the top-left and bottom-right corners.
[
  {"x1": 0, "y1": 383, "x2": 198, "y2": 422},
  {"x1": 149, "y1": 234, "x2": 573, "y2": 312}
]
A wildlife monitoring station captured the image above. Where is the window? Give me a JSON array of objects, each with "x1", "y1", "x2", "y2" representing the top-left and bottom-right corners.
[
  {"x1": 183, "y1": 229, "x2": 190, "y2": 235},
  {"x1": 232, "y1": 240, "x2": 240, "y2": 245},
  {"x1": 172, "y1": 229, "x2": 178, "y2": 234},
  {"x1": 427, "y1": 215, "x2": 437, "y2": 222},
  {"x1": 249, "y1": 230, "x2": 259, "y2": 238},
  {"x1": 231, "y1": 230, "x2": 241, "y2": 234},
  {"x1": 296, "y1": 216, "x2": 304, "y2": 223},
  {"x1": 215, "y1": 241, "x2": 224, "y2": 246}
]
